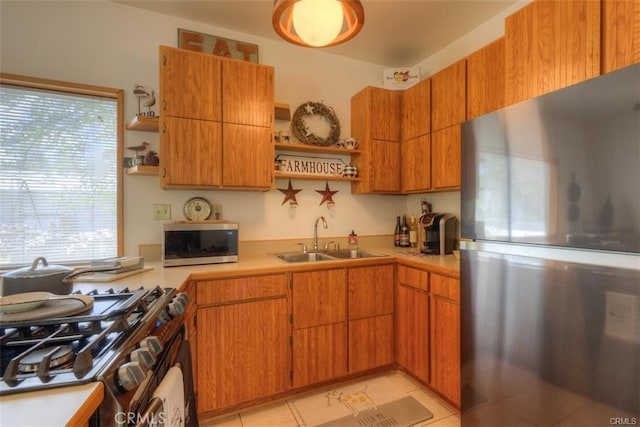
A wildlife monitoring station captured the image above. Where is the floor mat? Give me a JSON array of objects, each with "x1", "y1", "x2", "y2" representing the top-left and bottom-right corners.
[{"x1": 292, "y1": 376, "x2": 434, "y2": 427}]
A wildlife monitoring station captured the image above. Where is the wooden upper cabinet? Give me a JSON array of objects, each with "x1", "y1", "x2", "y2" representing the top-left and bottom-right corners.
[
  {"x1": 505, "y1": 0, "x2": 601, "y2": 106},
  {"x1": 159, "y1": 45, "x2": 222, "y2": 121},
  {"x1": 159, "y1": 116, "x2": 222, "y2": 188},
  {"x1": 431, "y1": 60, "x2": 466, "y2": 132},
  {"x1": 402, "y1": 78, "x2": 431, "y2": 141},
  {"x1": 351, "y1": 87, "x2": 401, "y2": 194},
  {"x1": 431, "y1": 125, "x2": 461, "y2": 190},
  {"x1": 466, "y1": 38, "x2": 505, "y2": 120},
  {"x1": 369, "y1": 140, "x2": 401, "y2": 192},
  {"x1": 222, "y1": 59, "x2": 274, "y2": 127},
  {"x1": 602, "y1": 0, "x2": 640, "y2": 73},
  {"x1": 401, "y1": 134, "x2": 430, "y2": 193},
  {"x1": 221, "y1": 123, "x2": 273, "y2": 189}
]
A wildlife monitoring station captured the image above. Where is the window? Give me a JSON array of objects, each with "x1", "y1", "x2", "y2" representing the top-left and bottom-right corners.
[{"x1": 0, "y1": 74, "x2": 123, "y2": 267}]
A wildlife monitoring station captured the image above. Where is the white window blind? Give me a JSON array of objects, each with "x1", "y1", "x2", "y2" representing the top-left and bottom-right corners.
[{"x1": 0, "y1": 84, "x2": 118, "y2": 267}]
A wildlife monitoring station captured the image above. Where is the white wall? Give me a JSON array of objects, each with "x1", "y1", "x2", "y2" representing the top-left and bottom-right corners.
[{"x1": 1, "y1": 1, "x2": 524, "y2": 255}]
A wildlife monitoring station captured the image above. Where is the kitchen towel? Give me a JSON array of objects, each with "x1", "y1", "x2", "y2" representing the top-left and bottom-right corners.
[{"x1": 152, "y1": 365, "x2": 185, "y2": 427}]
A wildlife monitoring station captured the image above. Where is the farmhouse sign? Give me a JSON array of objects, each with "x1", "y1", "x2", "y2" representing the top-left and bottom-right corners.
[
  {"x1": 178, "y1": 28, "x2": 259, "y2": 63},
  {"x1": 275, "y1": 154, "x2": 345, "y2": 177}
]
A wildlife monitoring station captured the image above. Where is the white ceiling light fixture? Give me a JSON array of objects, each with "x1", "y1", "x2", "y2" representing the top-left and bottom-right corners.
[{"x1": 272, "y1": 0, "x2": 365, "y2": 48}]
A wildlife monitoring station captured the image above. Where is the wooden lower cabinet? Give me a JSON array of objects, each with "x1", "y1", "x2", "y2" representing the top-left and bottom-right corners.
[
  {"x1": 293, "y1": 322, "x2": 348, "y2": 388},
  {"x1": 291, "y1": 269, "x2": 347, "y2": 387},
  {"x1": 349, "y1": 314, "x2": 393, "y2": 373},
  {"x1": 430, "y1": 273, "x2": 461, "y2": 407},
  {"x1": 396, "y1": 266, "x2": 429, "y2": 384},
  {"x1": 195, "y1": 275, "x2": 289, "y2": 414},
  {"x1": 347, "y1": 264, "x2": 394, "y2": 373}
]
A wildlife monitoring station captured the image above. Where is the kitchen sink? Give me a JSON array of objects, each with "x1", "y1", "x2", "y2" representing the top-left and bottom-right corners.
[
  {"x1": 275, "y1": 252, "x2": 336, "y2": 263},
  {"x1": 325, "y1": 249, "x2": 387, "y2": 259},
  {"x1": 274, "y1": 249, "x2": 387, "y2": 263}
]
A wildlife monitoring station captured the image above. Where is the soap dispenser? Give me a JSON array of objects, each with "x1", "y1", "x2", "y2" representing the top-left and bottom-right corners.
[{"x1": 348, "y1": 230, "x2": 358, "y2": 257}]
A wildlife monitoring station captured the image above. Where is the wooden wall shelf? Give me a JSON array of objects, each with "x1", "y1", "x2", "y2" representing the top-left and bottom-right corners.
[
  {"x1": 126, "y1": 165, "x2": 159, "y2": 176},
  {"x1": 274, "y1": 172, "x2": 360, "y2": 182},
  {"x1": 126, "y1": 115, "x2": 159, "y2": 132},
  {"x1": 275, "y1": 142, "x2": 360, "y2": 155}
]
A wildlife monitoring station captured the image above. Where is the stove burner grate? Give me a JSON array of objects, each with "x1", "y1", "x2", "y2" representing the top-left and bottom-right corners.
[{"x1": 18, "y1": 345, "x2": 74, "y2": 373}]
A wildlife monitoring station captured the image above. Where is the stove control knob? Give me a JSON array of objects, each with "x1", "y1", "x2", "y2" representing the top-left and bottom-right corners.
[
  {"x1": 140, "y1": 336, "x2": 163, "y2": 357},
  {"x1": 168, "y1": 292, "x2": 189, "y2": 316},
  {"x1": 117, "y1": 361, "x2": 146, "y2": 391},
  {"x1": 131, "y1": 348, "x2": 156, "y2": 370}
]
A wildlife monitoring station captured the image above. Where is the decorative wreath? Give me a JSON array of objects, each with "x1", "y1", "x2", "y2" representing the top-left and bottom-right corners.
[{"x1": 291, "y1": 101, "x2": 341, "y2": 146}]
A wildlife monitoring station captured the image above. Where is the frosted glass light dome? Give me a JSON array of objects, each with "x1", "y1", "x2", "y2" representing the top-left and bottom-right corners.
[{"x1": 292, "y1": 0, "x2": 343, "y2": 47}]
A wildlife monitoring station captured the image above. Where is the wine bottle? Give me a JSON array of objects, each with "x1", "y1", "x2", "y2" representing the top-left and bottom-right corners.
[
  {"x1": 400, "y1": 215, "x2": 409, "y2": 247},
  {"x1": 409, "y1": 215, "x2": 418, "y2": 248},
  {"x1": 394, "y1": 216, "x2": 401, "y2": 247}
]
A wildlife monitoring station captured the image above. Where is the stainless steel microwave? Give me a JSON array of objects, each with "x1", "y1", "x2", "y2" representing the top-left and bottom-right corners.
[{"x1": 162, "y1": 222, "x2": 239, "y2": 267}]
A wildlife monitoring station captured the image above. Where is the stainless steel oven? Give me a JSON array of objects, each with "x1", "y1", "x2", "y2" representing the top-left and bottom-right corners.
[
  {"x1": 95, "y1": 290, "x2": 197, "y2": 426},
  {"x1": 0, "y1": 286, "x2": 197, "y2": 426}
]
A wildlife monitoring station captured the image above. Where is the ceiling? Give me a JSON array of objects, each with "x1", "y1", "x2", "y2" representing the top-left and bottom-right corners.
[{"x1": 116, "y1": 0, "x2": 519, "y2": 68}]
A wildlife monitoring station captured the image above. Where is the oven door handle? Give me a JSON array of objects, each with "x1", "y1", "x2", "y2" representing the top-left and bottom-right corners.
[{"x1": 135, "y1": 397, "x2": 163, "y2": 427}]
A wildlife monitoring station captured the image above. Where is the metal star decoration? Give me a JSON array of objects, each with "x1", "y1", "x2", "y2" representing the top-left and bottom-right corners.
[
  {"x1": 277, "y1": 179, "x2": 302, "y2": 206},
  {"x1": 315, "y1": 181, "x2": 338, "y2": 207}
]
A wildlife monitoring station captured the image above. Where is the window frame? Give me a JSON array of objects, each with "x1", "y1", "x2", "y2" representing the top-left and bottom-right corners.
[{"x1": 0, "y1": 72, "x2": 125, "y2": 261}]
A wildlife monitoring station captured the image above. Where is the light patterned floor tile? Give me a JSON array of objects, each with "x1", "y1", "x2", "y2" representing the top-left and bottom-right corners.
[
  {"x1": 200, "y1": 414, "x2": 242, "y2": 427},
  {"x1": 408, "y1": 388, "x2": 455, "y2": 424},
  {"x1": 382, "y1": 370, "x2": 424, "y2": 393},
  {"x1": 240, "y1": 401, "x2": 299, "y2": 427},
  {"x1": 419, "y1": 414, "x2": 461, "y2": 427}
]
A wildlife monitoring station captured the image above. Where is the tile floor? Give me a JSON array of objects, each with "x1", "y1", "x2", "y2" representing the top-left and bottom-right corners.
[{"x1": 200, "y1": 371, "x2": 460, "y2": 427}]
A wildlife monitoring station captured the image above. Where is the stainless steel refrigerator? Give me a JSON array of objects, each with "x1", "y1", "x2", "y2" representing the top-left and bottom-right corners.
[{"x1": 460, "y1": 63, "x2": 640, "y2": 426}]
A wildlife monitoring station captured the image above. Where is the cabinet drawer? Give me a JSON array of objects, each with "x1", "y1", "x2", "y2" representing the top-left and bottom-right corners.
[
  {"x1": 197, "y1": 274, "x2": 288, "y2": 305},
  {"x1": 430, "y1": 274, "x2": 459, "y2": 302},
  {"x1": 397, "y1": 265, "x2": 429, "y2": 292}
]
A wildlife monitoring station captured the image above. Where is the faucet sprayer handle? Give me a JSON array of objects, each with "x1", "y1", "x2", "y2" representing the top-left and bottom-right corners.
[
  {"x1": 297, "y1": 242, "x2": 308, "y2": 253},
  {"x1": 324, "y1": 241, "x2": 337, "y2": 252}
]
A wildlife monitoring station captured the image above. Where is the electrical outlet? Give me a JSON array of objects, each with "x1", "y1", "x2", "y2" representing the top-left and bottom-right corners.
[
  {"x1": 152, "y1": 204, "x2": 171, "y2": 220},
  {"x1": 212, "y1": 204, "x2": 223, "y2": 220}
]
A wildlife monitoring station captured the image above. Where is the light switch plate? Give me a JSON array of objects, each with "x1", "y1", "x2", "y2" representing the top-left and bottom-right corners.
[{"x1": 152, "y1": 204, "x2": 171, "y2": 220}]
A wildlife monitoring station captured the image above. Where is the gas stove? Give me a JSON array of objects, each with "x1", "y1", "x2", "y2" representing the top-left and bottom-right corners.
[{"x1": 0, "y1": 286, "x2": 187, "y2": 396}]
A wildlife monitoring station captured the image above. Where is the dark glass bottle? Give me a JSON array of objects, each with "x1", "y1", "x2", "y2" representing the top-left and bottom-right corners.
[
  {"x1": 394, "y1": 216, "x2": 401, "y2": 247},
  {"x1": 400, "y1": 215, "x2": 410, "y2": 247}
]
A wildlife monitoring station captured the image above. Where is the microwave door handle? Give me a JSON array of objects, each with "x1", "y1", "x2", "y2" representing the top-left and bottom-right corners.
[{"x1": 135, "y1": 397, "x2": 163, "y2": 427}]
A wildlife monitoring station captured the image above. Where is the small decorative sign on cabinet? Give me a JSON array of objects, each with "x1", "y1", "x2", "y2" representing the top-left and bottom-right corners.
[{"x1": 178, "y1": 28, "x2": 259, "y2": 63}]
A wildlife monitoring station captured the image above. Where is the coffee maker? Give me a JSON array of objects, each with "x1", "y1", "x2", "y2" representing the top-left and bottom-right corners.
[{"x1": 418, "y1": 212, "x2": 457, "y2": 255}]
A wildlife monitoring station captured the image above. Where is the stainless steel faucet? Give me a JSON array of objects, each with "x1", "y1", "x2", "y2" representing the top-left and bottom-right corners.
[{"x1": 313, "y1": 216, "x2": 328, "y2": 251}]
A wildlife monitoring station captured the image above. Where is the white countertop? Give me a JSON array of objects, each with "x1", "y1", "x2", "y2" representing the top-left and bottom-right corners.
[{"x1": 0, "y1": 247, "x2": 459, "y2": 425}]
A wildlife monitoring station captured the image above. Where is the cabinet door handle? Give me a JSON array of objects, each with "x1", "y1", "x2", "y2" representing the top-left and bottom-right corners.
[
  {"x1": 162, "y1": 55, "x2": 166, "y2": 66},
  {"x1": 162, "y1": 100, "x2": 167, "y2": 111},
  {"x1": 161, "y1": 168, "x2": 166, "y2": 178},
  {"x1": 162, "y1": 122, "x2": 166, "y2": 133}
]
